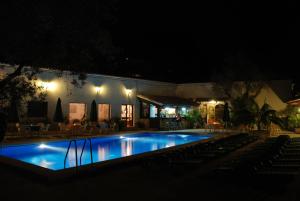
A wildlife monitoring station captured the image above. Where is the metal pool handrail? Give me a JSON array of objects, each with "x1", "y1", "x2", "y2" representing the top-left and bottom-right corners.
[
  {"x1": 64, "y1": 140, "x2": 78, "y2": 169},
  {"x1": 79, "y1": 138, "x2": 93, "y2": 166}
]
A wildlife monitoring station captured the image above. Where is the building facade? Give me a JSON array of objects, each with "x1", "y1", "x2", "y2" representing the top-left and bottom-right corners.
[{"x1": 0, "y1": 67, "x2": 293, "y2": 129}]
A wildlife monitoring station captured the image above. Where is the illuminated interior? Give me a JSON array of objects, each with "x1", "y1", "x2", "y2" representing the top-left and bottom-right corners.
[
  {"x1": 160, "y1": 107, "x2": 176, "y2": 118},
  {"x1": 150, "y1": 104, "x2": 158, "y2": 118},
  {"x1": 69, "y1": 103, "x2": 86, "y2": 124},
  {"x1": 98, "y1": 104, "x2": 111, "y2": 122},
  {"x1": 200, "y1": 100, "x2": 225, "y2": 124},
  {"x1": 121, "y1": 104, "x2": 134, "y2": 127}
]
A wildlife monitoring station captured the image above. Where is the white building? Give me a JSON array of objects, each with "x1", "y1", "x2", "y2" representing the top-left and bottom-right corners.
[{"x1": 0, "y1": 67, "x2": 293, "y2": 129}]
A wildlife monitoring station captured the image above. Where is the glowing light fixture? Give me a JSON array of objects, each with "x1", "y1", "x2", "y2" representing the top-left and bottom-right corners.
[
  {"x1": 209, "y1": 100, "x2": 217, "y2": 104},
  {"x1": 37, "y1": 80, "x2": 57, "y2": 92},
  {"x1": 125, "y1": 89, "x2": 132, "y2": 96},
  {"x1": 95, "y1": 86, "x2": 103, "y2": 94}
]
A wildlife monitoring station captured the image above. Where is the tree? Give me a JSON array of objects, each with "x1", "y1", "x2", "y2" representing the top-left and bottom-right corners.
[
  {"x1": 0, "y1": 1, "x2": 119, "y2": 136},
  {"x1": 0, "y1": 1, "x2": 119, "y2": 90},
  {"x1": 186, "y1": 109, "x2": 205, "y2": 128},
  {"x1": 231, "y1": 94, "x2": 258, "y2": 128},
  {"x1": 279, "y1": 105, "x2": 300, "y2": 131},
  {"x1": 257, "y1": 103, "x2": 284, "y2": 130},
  {"x1": 223, "y1": 102, "x2": 230, "y2": 128},
  {"x1": 231, "y1": 95, "x2": 284, "y2": 131},
  {"x1": 53, "y1": 98, "x2": 64, "y2": 123},
  {"x1": 212, "y1": 51, "x2": 265, "y2": 101}
]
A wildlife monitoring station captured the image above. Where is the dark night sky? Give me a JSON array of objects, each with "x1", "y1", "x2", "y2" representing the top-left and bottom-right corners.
[
  {"x1": 0, "y1": 1, "x2": 299, "y2": 83},
  {"x1": 112, "y1": 1, "x2": 300, "y2": 82}
]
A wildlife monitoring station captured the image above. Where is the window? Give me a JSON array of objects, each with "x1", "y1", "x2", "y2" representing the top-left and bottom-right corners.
[
  {"x1": 140, "y1": 102, "x2": 149, "y2": 118},
  {"x1": 69, "y1": 103, "x2": 86, "y2": 124},
  {"x1": 27, "y1": 101, "x2": 48, "y2": 117},
  {"x1": 150, "y1": 104, "x2": 158, "y2": 118},
  {"x1": 160, "y1": 107, "x2": 176, "y2": 118},
  {"x1": 98, "y1": 104, "x2": 111, "y2": 122},
  {"x1": 178, "y1": 107, "x2": 189, "y2": 117},
  {"x1": 121, "y1": 104, "x2": 134, "y2": 127}
]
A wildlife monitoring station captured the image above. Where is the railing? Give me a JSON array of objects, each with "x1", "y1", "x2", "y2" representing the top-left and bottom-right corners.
[
  {"x1": 64, "y1": 140, "x2": 78, "y2": 169},
  {"x1": 64, "y1": 138, "x2": 93, "y2": 169},
  {"x1": 79, "y1": 138, "x2": 93, "y2": 166}
]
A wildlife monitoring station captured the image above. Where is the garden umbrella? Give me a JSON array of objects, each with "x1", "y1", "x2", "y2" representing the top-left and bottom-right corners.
[
  {"x1": 90, "y1": 100, "x2": 98, "y2": 122},
  {"x1": 53, "y1": 98, "x2": 64, "y2": 122},
  {"x1": 8, "y1": 101, "x2": 19, "y2": 123}
]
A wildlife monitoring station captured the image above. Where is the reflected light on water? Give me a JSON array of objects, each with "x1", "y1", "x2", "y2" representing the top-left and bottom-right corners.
[
  {"x1": 151, "y1": 143, "x2": 158, "y2": 151},
  {"x1": 121, "y1": 140, "x2": 133, "y2": 156},
  {"x1": 66, "y1": 148, "x2": 77, "y2": 167},
  {"x1": 165, "y1": 141, "x2": 176, "y2": 148},
  {"x1": 38, "y1": 143, "x2": 65, "y2": 152},
  {"x1": 98, "y1": 146, "x2": 107, "y2": 161},
  {"x1": 39, "y1": 159, "x2": 54, "y2": 168}
]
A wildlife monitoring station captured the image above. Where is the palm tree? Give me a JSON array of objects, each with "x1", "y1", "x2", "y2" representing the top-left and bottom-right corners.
[
  {"x1": 257, "y1": 103, "x2": 285, "y2": 131},
  {"x1": 231, "y1": 95, "x2": 283, "y2": 131}
]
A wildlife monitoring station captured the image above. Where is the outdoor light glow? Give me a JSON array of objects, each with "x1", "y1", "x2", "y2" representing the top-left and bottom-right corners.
[
  {"x1": 125, "y1": 89, "x2": 132, "y2": 96},
  {"x1": 38, "y1": 143, "x2": 48, "y2": 149},
  {"x1": 182, "y1": 107, "x2": 186, "y2": 111},
  {"x1": 37, "y1": 80, "x2": 57, "y2": 92},
  {"x1": 209, "y1": 100, "x2": 217, "y2": 104},
  {"x1": 95, "y1": 86, "x2": 103, "y2": 94}
]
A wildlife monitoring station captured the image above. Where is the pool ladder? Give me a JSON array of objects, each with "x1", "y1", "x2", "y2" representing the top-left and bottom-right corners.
[{"x1": 64, "y1": 138, "x2": 93, "y2": 169}]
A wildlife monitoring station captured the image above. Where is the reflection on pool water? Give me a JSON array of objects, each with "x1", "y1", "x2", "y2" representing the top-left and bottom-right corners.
[{"x1": 0, "y1": 133, "x2": 211, "y2": 170}]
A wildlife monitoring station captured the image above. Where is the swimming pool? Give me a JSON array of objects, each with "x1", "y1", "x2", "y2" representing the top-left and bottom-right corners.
[{"x1": 0, "y1": 133, "x2": 211, "y2": 171}]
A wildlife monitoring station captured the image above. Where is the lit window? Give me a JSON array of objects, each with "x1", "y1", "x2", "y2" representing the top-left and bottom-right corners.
[
  {"x1": 98, "y1": 104, "x2": 111, "y2": 122},
  {"x1": 160, "y1": 107, "x2": 176, "y2": 118},
  {"x1": 150, "y1": 104, "x2": 158, "y2": 118}
]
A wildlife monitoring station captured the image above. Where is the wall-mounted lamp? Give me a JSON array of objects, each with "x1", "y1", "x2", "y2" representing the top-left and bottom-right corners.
[
  {"x1": 125, "y1": 89, "x2": 132, "y2": 97},
  {"x1": 95, "y1": 86, "x2": 103, "y2": 95},
  {"x1": 208, "y1": 100, "x2": 217, "y2": 105},
  {"x1": 37, "y1": 80, "x2": 57, "y2": 92}
]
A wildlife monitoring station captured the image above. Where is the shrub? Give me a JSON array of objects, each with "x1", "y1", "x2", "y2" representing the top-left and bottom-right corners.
[
  {"x1": 186, "y1": 109, "x2": 205, "y2": 128},
  {"x1": 110, "y1": 117, "x2": 127, "y2": 131}
]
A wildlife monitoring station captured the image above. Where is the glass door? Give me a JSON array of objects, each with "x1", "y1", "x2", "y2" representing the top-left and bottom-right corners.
[{"x1": 121, "y1": 104, "x2": 134, "y2": 127}]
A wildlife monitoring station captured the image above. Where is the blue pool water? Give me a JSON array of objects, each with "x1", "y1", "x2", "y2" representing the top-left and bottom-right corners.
[{"x1": 0, "y1": 133, "x2": 211, "y2": 170}]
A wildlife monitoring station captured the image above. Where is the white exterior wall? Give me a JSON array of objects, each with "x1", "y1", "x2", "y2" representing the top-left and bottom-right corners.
[
  {"x1": 1, "y1": 65, "x2": 289, "y2": 124},
  {"x1": 35, "y1": 69, "x2": 176, "y2": 124},
  {"x1": 255, "y1": 85, "x2": 287, "y2": 112}
]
